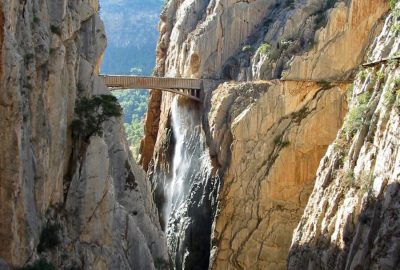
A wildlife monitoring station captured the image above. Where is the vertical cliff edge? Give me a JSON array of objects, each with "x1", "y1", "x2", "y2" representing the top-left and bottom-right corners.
[{"x1": 0, "y1": 0, "x2": 167, "y2": 269}]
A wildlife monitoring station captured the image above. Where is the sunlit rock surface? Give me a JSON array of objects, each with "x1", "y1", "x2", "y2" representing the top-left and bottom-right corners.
[
  {"x1": 288, "y1": 8, "x2": 400, "y2": 270},
  {"x1": 208, "y1": 81, "x2": 347, "y2": 269},
  {"x1": 141, "y1": 0, "x2": 390, "y2": 269},
  {"x1": 0, "y1": 0, "x2": 167, "y2": 268}
]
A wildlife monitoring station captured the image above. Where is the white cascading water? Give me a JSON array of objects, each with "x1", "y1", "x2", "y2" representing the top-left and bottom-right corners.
[
  {"x1": 162, "y1": 97, "x2": 217, "y2": 269},
  {"x1": 164, "y1": 98, "x2": 192, "y2": 224}
]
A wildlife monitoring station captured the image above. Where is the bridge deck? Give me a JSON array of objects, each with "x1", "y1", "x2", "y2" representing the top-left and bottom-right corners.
[{"x1": 100, "y1": 75, "x2": 202, "y2": 90}]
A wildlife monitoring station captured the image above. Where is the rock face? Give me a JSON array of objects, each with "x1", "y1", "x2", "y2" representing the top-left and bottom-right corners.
[
  {"x1": 0, "y1": 0, "x2": 167, "y2": 269},
  {"x1": 141, "y1": 0, "x2": 390, "y2": 269},
  {"x1": 208, "y1": 81, "x2": 347, "y2": 269},
  {"x1": 288, "y1": 7, "x2": 400, "y2": 270}
]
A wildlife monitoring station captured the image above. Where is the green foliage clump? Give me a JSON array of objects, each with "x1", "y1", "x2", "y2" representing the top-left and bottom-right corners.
[
  {"x1": 385, "y1": 76, "x2": 400, "y2": 110},
  {"x1": 391, "y1": 23, "x2": 400, "y2": 33},
  {"x1": 50, "y1": 25, "x2": 62, "y2": 35},
  {"x1": 345, "y1": 170, "x2": 355, "y2": 187},
  {"x1": 37, "y1": 222, "x2": 61, "y2": 253},
  {"x1": 344, "y1": 91, "x2": 372, "y2": 137},
  {"x1": 24, "y1": 53, "x2": 34, "y2": 64},
  {"x1": 242, "y1": 45, "x2": 253, "y2": 52},
  {"x1": 359, "y1": 68, "x2": 369, "y2": 82},
  {"x1": 376, "y1": 70, "x2": 386, "y2": 81},
  {"x1": 389, "y1": 0, "x2": 397, "y2": 10},
  {"x1": 71, "y1": 95, "x2": 123, "y2": 141},
  {"x1": 314, "y1": 11, "x2": 327, "y2": 31},
  {"x1": 18, "y1": 259, "x2": 56, "y2": 270},
  {"x1": 258, "y1": 43, "x2": 271, "y2": 55}
]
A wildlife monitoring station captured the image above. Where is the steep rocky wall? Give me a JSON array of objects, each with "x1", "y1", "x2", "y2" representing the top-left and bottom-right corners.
[
  {"x1": 141, "y1": 0, "x2": 390, "y2": 269},
  {"x1": 207, "y1": 1, "x2": 389, "y2": 269},
  {"x1": 0, "y1": 0, "x2": 167, "y2": 269},
  {"x1": 142, "y1": 1, "x2": 390, "y2": 270},
  {"x1": 288, "y1": 7, "x2": 400, "y2": 270},
  {"x1": 207, "y1": 81, "x2": 347, "y2": 269}
]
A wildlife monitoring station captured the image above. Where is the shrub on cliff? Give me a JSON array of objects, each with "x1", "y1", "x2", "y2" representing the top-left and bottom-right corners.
[
  {"x1": 344, "y1": 91, "x2": 372, "y2": 138},
  {"x1": 71, "y1": 95, "x2": 123, "y2": 141},
  {"x1": 258, "y1": 43, "x2": 271, "y2": 55},
  {"x1": 37, "y1": 222, "x2": 61, "y2": 253}
]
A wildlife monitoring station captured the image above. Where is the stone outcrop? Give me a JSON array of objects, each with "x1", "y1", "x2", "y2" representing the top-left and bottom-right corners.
[
  {"x1": 288, "y1": 7, "x2": 400, "y2": 270},
  {"x1": 141, "y1": 0, "x2": 390, "y2": 269},
  {"x1": 208, "y1": 81, "x2": 347, "y2": 269},
  {"x1": 0, "y1": 0, "x2": 167, "y2": 269}
]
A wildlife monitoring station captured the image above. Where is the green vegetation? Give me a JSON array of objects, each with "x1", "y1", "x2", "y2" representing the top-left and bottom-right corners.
[
  {"x1": 384, "y1": 75, "x2": 400, "y2": 111},
  {"x1": 242, "y1": 45, "x2": 253, "y2": 52},
  {"x1": 71, "y1": 95, "x2": 123, "y2": 141},
  {"x1": 345, "y1": 170, "x2": 355, "y2": 187},
  {"x1": 280, "y1": 39, "x2": 293, "y2": 50},
  {"x1": 359, "y1": 68, "x2": 369, "y2": 82},
  {"x1": 18, "y1": 259, "x2": 56, "y2": 270},
  {"x1": 391, "y1": 22, "x2": 400, "y2": 33},
  {"x1": 258, "y1": 42, "x2": 282, "y2": 60},
  {"x1": 99, "y1": 0, "x2": 159, "y2": 157},
  {"x1": 37, "y1": 222, "x2": 61, "y2": 253},
  {"x1": 376, "y1": 70, "x2": 386, "y2": 81},
  {"x1": 344, "y1": 91, "x2": 372, "y2": 138},
  {"x1": 347, "y1": 84, "x2": 354, "y2": 102},
  {"x1": 259, "y1": 43, "x2": 271, "y2": 55},
  {"x1": 50, "y1": 25, "x2": 62, "y2": 35},
  {"x1": 24, "y1": 53, "x2": 34, "y2": 63},
  {"x1": 113, "y1": 90, "x2": 149, "y2": 158},
  {"x1": 389, "y1": 0, "x2": 397, "y2": 10}
]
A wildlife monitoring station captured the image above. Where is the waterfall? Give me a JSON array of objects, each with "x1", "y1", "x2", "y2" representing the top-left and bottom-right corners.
[
  {"x1": 163, "y1": 98, "x2": 193, "y2": 222},
  {"x1": 162, "y1": 97, "x2": 220, "y2": 269}
]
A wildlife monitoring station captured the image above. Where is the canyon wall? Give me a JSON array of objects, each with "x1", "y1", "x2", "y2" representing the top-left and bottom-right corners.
[
  {"x1": 142, "y1": 0, "x2": 390, "y2": 269},
  {"x1": 288, "y1": 6, "x2": 400, "y2": 270},
  {"x1": 0, "y1": 0, "x2": 167, "y2": 269}
]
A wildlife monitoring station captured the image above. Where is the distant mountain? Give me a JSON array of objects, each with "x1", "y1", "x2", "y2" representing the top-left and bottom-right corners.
[{"x1": 99, "y1": 0, "x2": 163, "y2": 75}]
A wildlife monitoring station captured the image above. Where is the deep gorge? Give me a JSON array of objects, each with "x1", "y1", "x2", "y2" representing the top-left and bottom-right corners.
[{"x1": 0, "y1": 0, "x2": 400, "y2": 270}]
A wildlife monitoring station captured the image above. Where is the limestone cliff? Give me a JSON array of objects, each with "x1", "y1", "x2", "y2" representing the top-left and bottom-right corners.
[
  {"x1": 0, "y1": 0, "x2": 167, "y2": 269},
  {"x1": 288, "y1": 6, "x2": 400, "y2": 269},
  {"x1": 141, "y1": 0, "x2": 390, "y2": 269}
]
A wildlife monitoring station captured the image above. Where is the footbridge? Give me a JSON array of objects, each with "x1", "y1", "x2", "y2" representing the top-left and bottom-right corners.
[{"x1": 100, "y1": 75, "x2": 203, "y2": 101}]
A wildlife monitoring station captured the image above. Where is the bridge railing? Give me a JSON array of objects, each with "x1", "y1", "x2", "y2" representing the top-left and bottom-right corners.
[{"x1": 99, "y1": 75, "x2": 203, "y2": 90}]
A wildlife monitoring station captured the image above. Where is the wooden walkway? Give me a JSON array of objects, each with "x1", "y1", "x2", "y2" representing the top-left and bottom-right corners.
[{"x1": 100, "y1": 75, "x2": 202, "y2": 101}]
